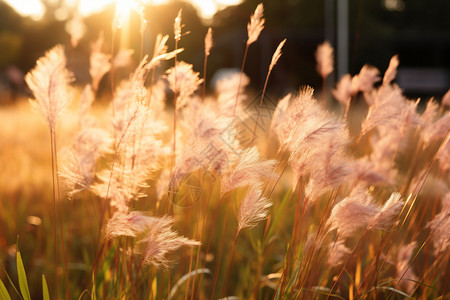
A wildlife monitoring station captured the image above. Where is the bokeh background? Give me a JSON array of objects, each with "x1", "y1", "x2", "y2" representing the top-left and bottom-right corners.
[{"x1": 0, "y1": 0, "x2": 449, "y2": 104}]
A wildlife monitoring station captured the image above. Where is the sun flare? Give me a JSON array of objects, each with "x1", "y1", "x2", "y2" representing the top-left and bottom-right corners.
[
  {"x1": 113, "y1": 0, "x2": 137, "y2": 29},
  {"x1": 4, "y1": 0, "x2": 243, "y2": 21},
  {"x1": 3, "y1": 0, "x2": 45, "y2": 20}
]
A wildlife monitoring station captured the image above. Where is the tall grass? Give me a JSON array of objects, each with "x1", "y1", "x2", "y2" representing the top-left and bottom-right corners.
[{"x1": 0, "y1": 3, "x2": 449, "y2": 300}]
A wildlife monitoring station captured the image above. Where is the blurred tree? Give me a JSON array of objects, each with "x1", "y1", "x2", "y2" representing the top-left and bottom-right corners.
[{"x1": 0, "y1": 2, "x2": 24, "y2": 67}]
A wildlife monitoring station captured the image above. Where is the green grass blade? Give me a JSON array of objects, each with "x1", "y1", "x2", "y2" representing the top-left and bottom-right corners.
[
  {"x1": 273, "y1": 287, "x2": 281, "y2": 300},
  {"x1": 0, "y1": 264, "x2": 22, "y2": 300},
  {"x1": 16, "y1": 252, "x2": 31, "y2": 300},
  {"x1": 0, "y1": 278, "x2": 12, "y2": 300},
  {"x1": 91, "y1": 274, "x2": 97, "y2": 300},
  {"x1": 42, "y1": 275, "x2": 50, "y2": 300}
]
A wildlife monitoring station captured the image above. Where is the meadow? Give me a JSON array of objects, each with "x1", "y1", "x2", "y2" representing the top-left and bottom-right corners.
[{"x1": 0, "y1": 3, "x2": 449, "y2": 299}]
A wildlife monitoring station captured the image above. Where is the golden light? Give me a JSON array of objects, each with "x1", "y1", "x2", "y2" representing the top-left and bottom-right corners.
[
  {"x1": 188, "y1": 0, "x2": 244, "y2": 20},
  {"x1": 3, "y1": 0, "x2": 45, "y2": 20},
  {"x1": 113, "y1": 0, "x2": 137, "y2": 29},
  {"x1": 78, "y1": 0, "x2": 115, "y2": 16},
  {"x1": 111, "y1": 0, "x2": 146, "y2": 49},
  {"x1": 191, "y1": 0, "x2": 217, "y2": 19},
  {"x1": 3, "y1": 0, "x2": 243, "y2": 22}
]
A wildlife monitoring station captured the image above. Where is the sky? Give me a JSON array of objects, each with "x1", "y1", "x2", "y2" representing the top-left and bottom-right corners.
[{"x1": 3, "y1": 0, "x2": 243, "y2": 21}]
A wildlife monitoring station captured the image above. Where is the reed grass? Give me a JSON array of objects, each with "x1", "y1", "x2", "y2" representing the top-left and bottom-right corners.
[{"x1": 0, "y1": 3, "x2": 449, "y2": 300}]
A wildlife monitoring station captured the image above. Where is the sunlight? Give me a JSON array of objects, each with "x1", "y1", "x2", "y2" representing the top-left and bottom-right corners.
[
  {"x1": 190, "y1": 0, "x2": 243, "y2": 19},
  {"x1": 3, "y1": 0, "x2": 243, "y2": 21},
  {"x1": 113, "y1": 0, "x2": 137, "y2": 29},
  {"x1": 78, "y1": 0, "x2": 115, "y2": 16},
  {"x1": 3, "y1": 0, "x2": 45, "y2": 20},
  {"x1": 191, "y1": 0, "x2": 218, "y2": 19}
]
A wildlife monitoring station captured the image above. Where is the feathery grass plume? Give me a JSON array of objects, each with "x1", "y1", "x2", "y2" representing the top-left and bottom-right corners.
[
  {"x1": 111, "y1": 81, "x2": 142, "y2": 142},
  {"x1": 170, "y1": 101, "x2": 240, "y2": 189},
  {"x1": 315, "y1": 41, "x2": 334, "y2": 79},
  {"x1": 421, "y1": 98, "x2": 439, "y2": 127},
  {"x1": 441, "y1": 190, "x2": 450, "y2": 208},
  {"x1": 171, "y1": 9, "x2": 185, "y2": 164},
  {"x1": 156, "y1": 169, "x2": 171, "y2": 202},
  {"x1": 421, "y1": 111, "x2": 450, "y2": 146},
  {"x1": 395, "y1": 242, "x2": 418, "y2": 294},
  {"x1": 221, "y1": 146, "x2": 277, "y2": 195},
  {"x1": 327, "y1": 185, "x2": 378, "y2": 238},
  {"x1": 251, "y1": 38, "x2": 286, "y2": 144},
  {"x1": 154, "y1": 34, "x2": 170, "y2": 57},
  {"x1": 112, "y1": 48, "x2": 134, "y2": 68},
  {"x1": 437, "y1": 138, "x2": 450, "y2": 172},
  {"x1": 237, "y1": 183, "x2": 272, "y2": 233},
  {"x1": 138, "y1": 215, "x2": 200, "y2": 268},
  {"x1": 78, "y1": 84, "x2": 95, "y2": 126},
  {"x1": 90, "y1": 32, "x2": 111, "y2": 92},
  {"x1": 286, "y1": 89, "x2": 351, "y2": 187},
  {"x1": 93, "y1": 169, "x2": 135, "y2": 213},
  {"x1": 272, "y1": 86, "x2": 317, "y2": 149},
  {"x1": 175, "y1": 128, "x2": 236, "y2": 185},
  {"x1": 328, "y1": 239, "x2": 351, "y2": 267},
  {"x1": 169, "y1": 137, "x2": 224, "y2": 190},
  {"x1": 231, "y1": 3, "x2": 264, "y2": 116},
  {"x1": 357, "y1": 131, "x2": 402, "y2": 185},
  {"x1": 203, "y1": 27, "x2": 213, "y2": 101},
  {"x1": 66, "y1": 13, "x2": 85, "y2": 48},
  {"x1": 370, "y1": 129, "x2": 404, "y2": 161},
  {"x1": 174, "y1": 9, "x2": 183, "y2": 42},
  {"x1": 146, "y1": 34, "x2": 184, "y2": 71},
  {"x1": 25, "y1": 44, "x2": 73, "y2": 298},
  {"x1": 442, "y1": 89, "x2": 450, "y2": 108},
  {"x1": 353, "y1": 158, "x2": 392, "y2": 185},
  {"x1": 399, "y1": 99, "x2": 422, "y2": 132},
  {"x1": 301, "y1": 231, "x2": 327, "y2": 265},
  {"x1": 166, "y1": 61, "x2": 203, "y2": 110},
  {"x1": 25, "y1": 44, "x2": 73, "y2": 132},
  {"x1": 382, "y1": 54, "x2": 399, "y2": 86},
  {"x1": 361, "y1": 85, "x2": 419, "y2": 136},
  {"x1": 352, "y1": 65, "x2": 380, "y2": 93},
  {"x1": 302, "y1": 120, "x2": 352, "y2": 201},
  {"x1": 332, "y1": 74, "x2": 352, "y2": 107},
  {"x1": 304, "y1": 146, "x2": 352, "y2": 203},
  {"x1": 367, "y1": 192, "x2": 404, "y2": 231},
  {"x1": 216, "y1": 71, "x2": 250, "y2": 116},
  {"x1": 147, "y1": 80, "x2": 167, "y2": 114},
  {"x1": 111, "y1": 59, "x2": 148, "y2": 140},
  {"x1": 247, "y1": 3, "x2": 265, "y2": 45},
  {"x1": 426, "y1": 191, "x2": 450, "y2": 256},
  {"x1": 59, "y1": 127, "x2": 112, "y2": 198},
  {"x1": 204, "y1": 27, "x2": 213, "y2": 57},
  {"x1": 269, "y1": 93, "x2": 290, "y2": 136},
  {"x1": 269, "y1": 39, "x2": 286, "y2": 72},
  {"x1": 93, "y1": 122, "x2": 167, "y2": 213},
  {"x1": 361, "y1": 103, "x2": 415, "y2": 179},
  {"x1": 274, "y1": 88, "x2": 351, "y2": 187},
  {"x1": 181, "y1": 98, "x2": 229, "y2": 141},
  {"x1": 93, "y1": 58, "x2": 168, "y2": 213},
  {"x1": 147, "y1": 48, "x2": 184, "y2": 71},
  {"x1": 105, "y1": 211, "x2": 160, "y2": 239}
]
